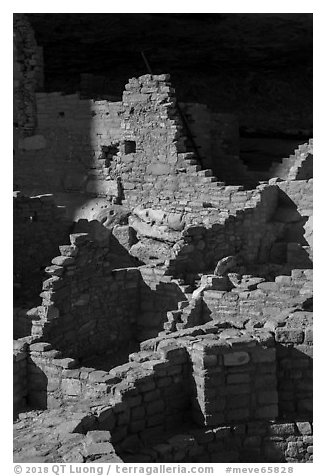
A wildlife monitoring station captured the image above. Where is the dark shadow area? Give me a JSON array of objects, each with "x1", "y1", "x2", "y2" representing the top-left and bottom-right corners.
[
  {"x1": 26, "y1": 14, "x2": 312, "y2": 142},
  {"x1": 14, "y1": 360, "x2": 48, "y2": 420},
  {"x1": 240, "y1": 136, "x2": 310, "y2": 173},
  {"x1": 269, "y1": 190, "x2": 312, "y2": 269},
  {"x1": 276, "y1": 344, "x2": 313, "y2": 422},
  {"x1": 13, "y1": 210, "x2": 73, "y2": 309}
]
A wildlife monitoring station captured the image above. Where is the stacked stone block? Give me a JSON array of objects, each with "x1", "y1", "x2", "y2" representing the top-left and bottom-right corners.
[{"x1": 202, "y1": 268, "x2": 312, "y2": 326}]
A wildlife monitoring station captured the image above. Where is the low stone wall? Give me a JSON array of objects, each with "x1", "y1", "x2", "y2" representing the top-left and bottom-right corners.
[
  {"x1": 14, "y1": 318, "x2": 313, "y2": 463},
  {"x1": 13, "y1": 403, "x2": 313, "y2": 464},
  {"x1": 13, "y1": 192, "x2": 72, "y2": 305},
  {"x1": 202, "y1": 268, "x2": 312, "y2": 325},
  {"x1": 27, "y1": 343, "x2": 117, "y2": 410},
  {"x1": 124, "y1": 420, "x2": 313, "y2": 463}
]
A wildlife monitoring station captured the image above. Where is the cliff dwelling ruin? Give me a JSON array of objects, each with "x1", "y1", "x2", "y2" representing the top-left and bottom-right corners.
[{"x1": 13, "y1": 13, "x2": 313, "y2": 464}]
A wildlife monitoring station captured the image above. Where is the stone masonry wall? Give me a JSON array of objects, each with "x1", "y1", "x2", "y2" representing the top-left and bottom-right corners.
[
  {"x1": 125, "y1": 420, "x2": 313, "y2": 463},
  {"x1": 14, "y1": 318, "x2": 313, "y2": 463},
  {"x1": 13, "y1": 404, "x2": 313, "y2": 464},
  {"x1": 188, "y1": 330, "x2": 278, "y2": 427},
  {"x1": 14, "y1": 92, "x2": 123, "y2": 195},
  {"x1": 273, "y1": 272, "x2": 313, "y2": 420},
  {"x1": 116, "y1": 75, "x2": 253, "y2": 208},
  {"x1": 19, "y1": 327, "x2": 278, "y2": 429},
  {"x1": 13, "y1": 192, "x2": 72, "y2": 305},
  {"x1": 202, "y1": 269, "x2": 312, "y2": 326},
  {"x1": 28, "y1": 233, "x2": 141, "y2": 359},
  {"x1": 165, "y1": 184, "x2": 280, "y2": 276}
]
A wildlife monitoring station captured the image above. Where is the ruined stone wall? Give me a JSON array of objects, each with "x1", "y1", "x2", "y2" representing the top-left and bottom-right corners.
[
  {"x1": 202, "y1": 269, "x2": 312, "y2": 325},
  {"x1": 29, "y1": 233, "x2": 141, "y2": 359},
  {"x1": 115, "y1": 75, "x2": 254, "y2": 207},
  {"x1": 14, "y1": 318, "x2": 313, "y2": 463},
  {"x1": 202, "y1": 288, "x2": 313, "y2": 420},
  {"x1": 13, "y1": 192, "x2": 72, "y2": 305},
  {"x1": 17, "y1": 327, "x2": 278, "y2": 427},
  {"x1": 269, "y1": 140, "x2": 313, "y2": 181},
  {"x1": 164, "y1": 184, "x2": 280, "y2": 276}
]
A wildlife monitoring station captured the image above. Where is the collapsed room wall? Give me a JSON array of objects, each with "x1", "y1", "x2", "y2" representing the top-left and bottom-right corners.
[
  {"x1": 165, "y1": 184, "x2": 280, "y2": 276},
  {"x1": 28, "y1": 233, "x2": 141, "y2": 359}
]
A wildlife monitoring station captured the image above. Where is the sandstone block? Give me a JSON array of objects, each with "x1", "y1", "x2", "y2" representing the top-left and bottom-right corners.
[
  {"x1": 51, "y1": 255, "x2": 75, "y2": 267},
  {"x1": 223, "y1": 351, "x2": 250, "y2": 366},
  {"x1": 296, "y1": 421, "x2": 312, "y2": 435},
  {"x1": 146, "y1": 399, "x2": 165, "y2": 415},
  {"x1": 29, "y1": 342, "x2": 52, "y2": 352},
  {"x1": 147, "y1": 163, "x2": 171, "y2": 175},
  {"x1": 255, "y1": 405, "x2": 278, "y2": 419},
  {"x1": 275, "y1": 328, "x2": 304, "y2": 344},
  {"x1": 62, "y1": 378, "x2": 81, "y2": 396},
  {"x1": 269, "y1": 423, "x2": 296, "y2": 436}
]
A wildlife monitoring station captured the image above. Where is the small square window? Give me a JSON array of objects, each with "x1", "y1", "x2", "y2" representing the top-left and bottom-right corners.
[{"x1": 124, "y1": 140, "x2": 136, "y2": 154}]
